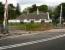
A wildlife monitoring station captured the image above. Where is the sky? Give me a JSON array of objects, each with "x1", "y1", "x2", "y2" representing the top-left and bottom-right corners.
[{"x1": 0, "y1": 0, "x2": 65, "y2": 12}]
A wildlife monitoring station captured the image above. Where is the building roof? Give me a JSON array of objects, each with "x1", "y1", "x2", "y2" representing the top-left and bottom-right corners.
[{"x1": 17, "y1": 12, "x2": 48, "y2": 20}]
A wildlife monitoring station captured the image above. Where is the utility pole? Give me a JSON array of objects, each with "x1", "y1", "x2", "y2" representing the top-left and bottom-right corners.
[
  {"x1": 60, "y1": 5, "x2": 62, "y2": 25},
  {"x1": 3, "y1": 0, "x2": 8, "y2": 33}
]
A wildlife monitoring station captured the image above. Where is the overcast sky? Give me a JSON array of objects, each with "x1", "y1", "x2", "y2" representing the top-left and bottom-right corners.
[{"x1": 0, "y1": 0, "x2": 65, "y2": 12}]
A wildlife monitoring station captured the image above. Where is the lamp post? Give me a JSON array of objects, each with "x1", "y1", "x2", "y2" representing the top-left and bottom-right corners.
[{"x1": 3, "y1": 0, "x2": 8, "y2": 33}]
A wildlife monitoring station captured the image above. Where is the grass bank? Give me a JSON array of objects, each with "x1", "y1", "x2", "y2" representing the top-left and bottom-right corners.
[{"x1": 8, "y1": 23, "x2": 54, "y2": 31}]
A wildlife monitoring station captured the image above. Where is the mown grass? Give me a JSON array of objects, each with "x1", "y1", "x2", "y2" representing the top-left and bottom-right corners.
[{"x1": 8, "y1": 23, "x2": 53, "y2": 31}]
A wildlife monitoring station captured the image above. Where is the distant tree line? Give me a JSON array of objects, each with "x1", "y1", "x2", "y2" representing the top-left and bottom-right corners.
[{"x1": 23, "y1": 4, "x2": 48, "y2": 13}]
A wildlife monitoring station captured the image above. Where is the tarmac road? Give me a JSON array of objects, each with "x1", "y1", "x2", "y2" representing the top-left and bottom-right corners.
[{"x1": 0, "y1": 29, "x2": 65, "y2": 50}]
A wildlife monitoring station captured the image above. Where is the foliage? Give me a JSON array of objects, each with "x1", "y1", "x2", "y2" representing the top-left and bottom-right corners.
[
  {"x1": 23, "y1": 4, "x2": 48, "y2": 13},
  {"x1": 53, "y1": 3, "x2": 65, "y2": 24},
  {"x1": 16, "y1": 3, "x2": 21, "y2": 17},
  {"x1": 38, "y1": 5, "x2": 48, "y2": 12},
  {"x1": 0, "y1": 2, "x2": 4, "y2": 23},
  {"x1": 8, "y1": 4, "x2": 16, "y2": 19},
  {"x1": 8, "y1": 3, "x2": 21, "y2": 19}
]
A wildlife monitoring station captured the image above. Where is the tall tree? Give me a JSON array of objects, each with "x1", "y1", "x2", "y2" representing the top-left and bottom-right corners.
[
  {"x1": 38, "y1": 5, "x2": 48, "y2": 12},
  {"x1": 16, "y1": 3, "x2": 21, "y2": 16},
  {"x1": 28, "y1": 4, "x2": 37, "y2": 13},
  {"x1": 0, "y1": 2, "x2": 4, "y2": 24},
  {"x1": 8, "y1": 4, "x2": 16, "y2": 19},
  {"x1": 8, "y1": 3, "x2": 21, "y2": 19},
  {"x1": 23, "y1": 4, "x2": 48, "y2": 13}
]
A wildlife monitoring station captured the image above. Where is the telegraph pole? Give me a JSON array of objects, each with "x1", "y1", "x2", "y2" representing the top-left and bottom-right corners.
[
  {"x1": 3, "y1": 0, "x2": 8, "y2": 33},
  {"x1": 60, "y1": 5, "x2": 62, "y2": 25}
]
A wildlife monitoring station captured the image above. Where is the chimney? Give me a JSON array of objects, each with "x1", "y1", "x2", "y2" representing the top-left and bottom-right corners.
[
  {"x1": 27, "y1": 9, "x2": 29, "y2": 15},
  {"x1": 37, "y1": 8, "x2": 39, "y2": 15},
  {"x1": 47, "y1": 12, "x2": 50, "y2": 20}
]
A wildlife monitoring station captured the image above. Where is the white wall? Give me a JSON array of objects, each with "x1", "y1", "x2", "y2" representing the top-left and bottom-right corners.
[
  {"x1": 34, "y1": 19, "x2": 41, "y2": 23},
  {"x1": 8, "y1": 19, "x2": 52, "y2": 23},
  {"x1": 44, "y1": 19, "x2": 52, "y2": 23},
  {"x1": 23, "y1": 19, "x2": 31, "y2": 23},
  {"x1": 8, "y1": 20, "x2": 20, "y2": 23}
]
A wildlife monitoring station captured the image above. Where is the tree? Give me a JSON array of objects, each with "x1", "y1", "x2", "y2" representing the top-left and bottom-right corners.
[
  {"x1": 8, "y1": 3, "x2": 21, "y2": 19},
  {"x1": 28, "y1": 4, "x2": 37, "y2": 13},
  {"x1": 38, "y1": 5, "x2": 48, "y2": 12},
  {"x1": 0, "y1": 2, "x2": 4, "y2": 24},
  {"x1": 53, "y1": 3, "x2": 65, "y2": 24},
  {"x1": 16, "y1": 3, "x2": 21, "y2": 16},
  {"x1": 23, "y1": 4, "x2": 48, "y2": 13},
  {"x1": 8, "y1": 4, "x2": 16, "y2": 19},
  {"x1": 62, "y1": 3, "x2": 65, "y2": 21}
]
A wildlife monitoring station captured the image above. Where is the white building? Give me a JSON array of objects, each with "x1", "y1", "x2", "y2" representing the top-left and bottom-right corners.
[{"x1": 8, "y1": 8, "x2": 52, "y2": 23}]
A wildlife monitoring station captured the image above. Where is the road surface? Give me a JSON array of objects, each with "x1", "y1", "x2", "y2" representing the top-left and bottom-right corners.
[
  {"x1": 4, "y1": 36, "x2": 65, "y2": 50},
  {"x1": 0, "y1": 29, "x2": 65, "y2": 50}
]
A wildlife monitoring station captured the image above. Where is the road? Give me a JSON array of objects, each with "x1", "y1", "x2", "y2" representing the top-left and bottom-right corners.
[
  {"x1": 0, "y1": 29, "x2": 65, "y2": 50},
  {"x1": 4, "y1": 36, "x2": 65, "y2": 50}
]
